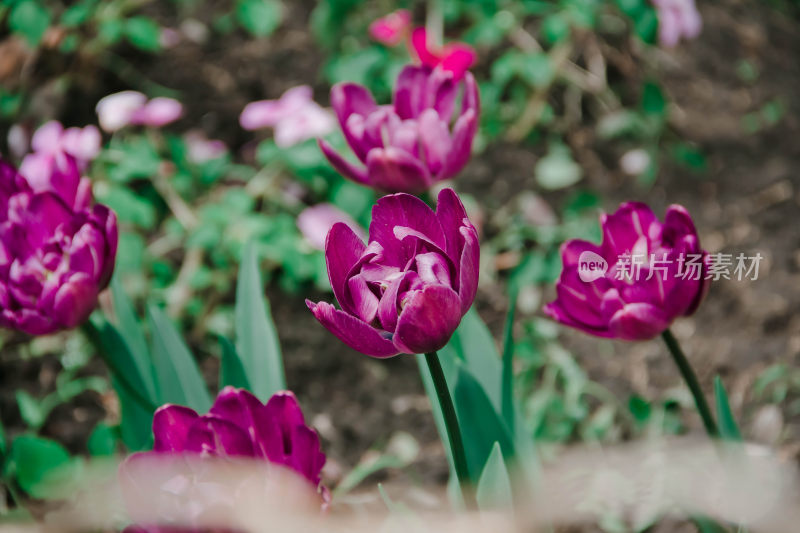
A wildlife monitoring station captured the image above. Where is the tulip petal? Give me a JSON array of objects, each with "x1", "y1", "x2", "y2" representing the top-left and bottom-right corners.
[
  {"x1": 418, "y1": 109, "x2": 451, "y2": 176},
  {"x1": 439, "y1": 108, "x2": 476, "y2": 179},
  {"x1": 393, "y1": 284, "x2": 463, "y2": 354},
  {"x1": 365, "y1": 147, "x2": 432, "y2": 194},
  {"x1": 185, "y1": 415, "x2": 255, "y2": 457},
  {"x1": 325, "y1": 222, "x2": 366, "y2": 314},
  {"x1": 600, "y1": 202, "x2": 660, "y2": 259},
  {"x1": 153, "y1": 404, "x2": 200, "y2": 452},
  {"x1": 608, "y1": 302, "x2": 671, "y2": 341},
  {"x1": 439, "y1": 44, "x2": 477, "y2": 80},
  {"x1": 662, "y1": 204, "x2": 698, "y2": 245},
  {"x1": 369, "y1": 191, "x2": 445, "y2": 267},
  {"x1": 410, "y1": 28, "x2": 441, "y2": 69},
  {"x1": 52, "y1": 274, "x2": 98, "y2": 328},
  {"x1": 346, "y1": 274, "x2": 379, "y2": 324},
  {"x1": 457, "y1": 225, "x2": 479, "y2": 314},
  {"x1": 394, "y1": 65, "x2": 431, "y2": 120},
  {"x1": 435, "y1": 187, "x2": 470, "y2": 262},
  {"x1": 306, "y1": 300, "x2": 398, "y2": 357},
  {"x1": 318, "y1": 139, "x2": 369, "y2": 184}
]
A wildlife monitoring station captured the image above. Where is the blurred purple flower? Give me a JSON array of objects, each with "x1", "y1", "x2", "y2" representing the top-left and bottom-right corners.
[
  {"x1": 0, "y1": 158, "x2": 118, "y2": 335},
  {"x1": 652, "y1": 0, "x2": 702, "y2": 47},
  {"x1": 307, "y1": 188, "x2": 479, "y2": 356},
  {"x1": 544, "y1": 202, "x2": 710, "y2": 341},
  {"x1": 96, "y1": 91, "x2": 182, "y2": 131},
  {"x1": 148, "y1": 387, "x2": 326, "y2": 491},
  {"x1": 297, "y1": 203, "x2": 365, "y2": 251},
  {"x1": 319, "y1": 65, "x2": 479, "y2": 194},
  {"x1": 240, "y1": 86, "x2": 336, "y2": 148},
  {"x1": 369, "y1": 9, "x2": 411, "y2": 46}
]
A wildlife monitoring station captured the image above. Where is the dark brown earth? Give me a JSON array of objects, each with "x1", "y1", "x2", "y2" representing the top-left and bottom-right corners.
[{"x1": 1, "y1": 0, "x2": 799, "y2": 524}]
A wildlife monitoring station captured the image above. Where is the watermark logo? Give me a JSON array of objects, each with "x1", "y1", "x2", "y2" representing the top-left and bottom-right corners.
[{"x1": 578, "y1": 251, "x2": 608, "y2": 282}]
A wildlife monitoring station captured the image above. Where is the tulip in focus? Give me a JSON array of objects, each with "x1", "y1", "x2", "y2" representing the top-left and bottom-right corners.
[
  {"x1": 544, "y1": 202, "x2": 710, "y2": 341},
  {"x1": 410, "y1": 28, "x2": 477, "y2": 81},
  {"x1": 239, "y1": 85, "x2": 336, "y2": 148},
  {"x1": 651, "y1": 0, "x2": 702, "y2": 48},
  {"x1": 319, "y1": 65, "x2": 479, "y2": 194},
  {"x1": 96, "y1": 91, "x2": 183, "y2": 132},
  {"x1": 369, "y1": 9, "x2": 411, "y2": 46},
  {"x1": 0, "y1": 158, "x2": 118, "y2": 335},
  {"x1": 297, "y1": 203, "x2": 365, "y2": 251},
  {"x1": 307, "y1": 188, "x2": 479, "y2": 356}
]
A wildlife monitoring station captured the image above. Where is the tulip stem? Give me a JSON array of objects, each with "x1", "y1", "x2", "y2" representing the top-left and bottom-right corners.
[
  {"x1": 661, "y1": 329, "x2": 719, "y2": 437},
  {"x1": 425, "y1": 351, "x2": 472, "y2": 501}
]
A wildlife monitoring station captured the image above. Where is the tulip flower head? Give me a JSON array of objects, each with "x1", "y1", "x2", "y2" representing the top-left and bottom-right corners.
[
  {"x1": 0, "y1": 158, "x2": 117, "y2": 335},
  {"x1": 410, "y1": 27, "x2": 477, "y2": 81},
  {"x1": 544, "y1": 202, "x2": 710, "y2": 341},
  {"x1": 651, "y1": 0, "x2": 702, "y2": 48},
  {"x1": 307, "y1": 188, "x2": 479, "y2": 356},
  {"x1": 319, "y1": 65, "x2": 479, "y2": 194},
  {"x1": 369, "y1": 9, "x2": 412, "y2": 46},
  {"x1": 144, "y1": 387, "x2": 325, "y2": 490},
  {"x1": 240, "y1": 85, "x2": 336, "y2": 148}
]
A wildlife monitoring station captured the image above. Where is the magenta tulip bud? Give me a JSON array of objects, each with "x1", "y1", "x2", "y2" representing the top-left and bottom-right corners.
[
  {"x1": 544, "y1": 202, "x2": 711, "y2": 341},
  {"x1": 0, "y1": 158, "x2": 117, "y2": 335},
  {"x1": 307, "y1": 188, "x2": 479, "y2": 356},
  {"x1": 319, "y1": 65, "x2": 479, "y2": 194},
  {"x1": 150, "y1": 387, "x2": 326, "y2": 490}
]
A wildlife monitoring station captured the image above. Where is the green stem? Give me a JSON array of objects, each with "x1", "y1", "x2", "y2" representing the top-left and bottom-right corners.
[
  {"x1": 81, "y1": 322, "x2": 158, "y2": 413},
  {"x1": 661, "y1": 329, "x2": 718, "y2": 437},
  {"x1": 424, "y1": 351, "x2": 472, "y2": 499}
]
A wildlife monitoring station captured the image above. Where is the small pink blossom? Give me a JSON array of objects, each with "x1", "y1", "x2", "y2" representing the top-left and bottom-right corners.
[
  {"x1": 95, "y1": 91, "x2": 182, "y2": 131},
  {"x1": 652, "y1": 0, "x2": 702, "y2": 47},
  {"x1": 369, "y1": 9, "x2": 411, "y2": 46},
  {"x1": 297, "y1": 203, "x2": 365, "y2": 251},
  {"x1": 184, "y1": 130, "x2": 227, "y2": 163},
  {"x1": 410, "y1": 27, "x2": 477, "y2": 81},
  {"x1": 240, "y1": 86, "x2": 336, "y2": 148},
  {"x1": 131, "y1": 97, "x2": 183, "y2": 127},
  {"x1": 96, "y1": 91, "x2": 148, "y2": 132}
]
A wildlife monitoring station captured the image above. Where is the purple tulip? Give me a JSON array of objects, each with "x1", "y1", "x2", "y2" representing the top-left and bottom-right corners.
[
  {"x1": 544, "y1": 202, "x2": 710, "y2": 341},
  {"x1": 318, "y1": 65, "x2": 479, "y2": 194},
  {"x1": 149, "y1": 387, "x2": 326, "y2": 490},
  {"x1": 0, "y1": 158, "x2": 117, "y2": 335},
  {"x1": 306, "y1": 188, "x2": 479, "y2": 356}
]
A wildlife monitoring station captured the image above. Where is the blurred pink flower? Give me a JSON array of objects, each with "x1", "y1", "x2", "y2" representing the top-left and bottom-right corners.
[
  {"x1": 652, "y1": 0, "x2": 702, "y2": 47},
  {"x1": 240, "y1": 86, "x2": 336, "y2": 148},
  {"x1": 19, "y1": 121, "x2": 101, "y2": 211},
  {"x1": 7, "y1": 124, "x2": 30, "y2": 159},
  {"x1": 297, "y1": 203, "x2": 365, "y2": 250},
  {"x1": 131, "y1": 97, "x2": 184, "y2": 127},
  {"x1": 184, "y1": 130, "x2": 227, "y2": 163},
  {"x1": 95, "y1": 91, "x2": 182, "y2": 131},
  {"x1": 96, "y1": 91, "x2": 148, "y2": 132},
  {"x1": 410, "y1": 27, "x2": 477, "y2": 81},
  {"x1": 369, "y1": 9, "x2": 411, "y2": 46}
]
